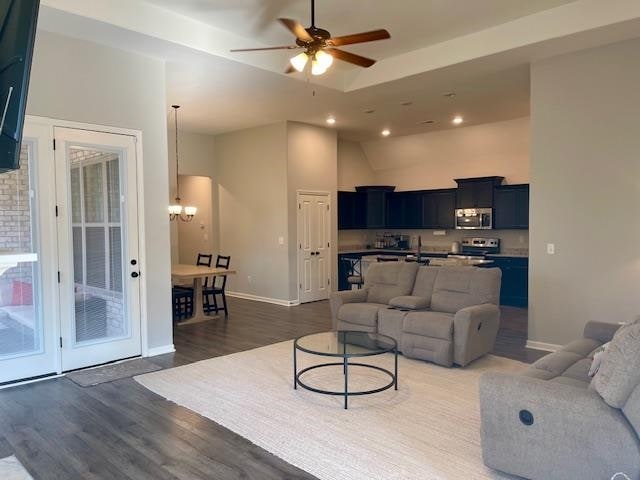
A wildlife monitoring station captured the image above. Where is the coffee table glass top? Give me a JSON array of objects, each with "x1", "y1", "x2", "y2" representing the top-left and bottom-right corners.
[{"x1": 294, "y1": 331, "x2": 397, "y2": 357}]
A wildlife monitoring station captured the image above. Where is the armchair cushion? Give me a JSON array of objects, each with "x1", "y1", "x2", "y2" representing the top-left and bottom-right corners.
[
  {"x1": 430, "y1": 267, "x2": 501, "y2": 314},
  {"x1": 365, "y1": 262, "x2": 418, "y2": 305},
  {"x1": 388, "y1": 295, "x2": 429, "y2": 310}
]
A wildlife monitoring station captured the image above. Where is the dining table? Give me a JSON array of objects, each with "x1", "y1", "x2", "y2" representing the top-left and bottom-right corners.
[{"x1": 171, "y1": 264, "x2": 236, "y2": 323}]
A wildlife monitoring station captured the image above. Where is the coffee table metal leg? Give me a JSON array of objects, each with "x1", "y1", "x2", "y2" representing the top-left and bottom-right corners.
[
  {"x1": 293, "y1": 344, "x2": 297, "y2": 390},
  {"x1": 343, "y1": 356, "x2": 348, "y2": 409},
  {"x1": 394, "y1": 346, "x2": 398, "y2": 390}
]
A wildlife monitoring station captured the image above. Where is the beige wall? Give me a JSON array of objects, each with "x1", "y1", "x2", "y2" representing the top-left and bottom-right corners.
[
  {"x1": 177, "y1": 175, "x2": 214, "y2": 264},
  {"x1": 28, "y1": 30, "x2": 173, "y2": 350},
  {"x1": 529, "y1": 37, "x2": 640, "y2": 345},
  {"x1": 337, "y1": 139, "x2": 375, "y2": 191},
  {"x1": 168, "y1": 129, "x2": 217, "y2": 263},
  {"x1": 287, "y1": 122, "x2": 338, "y2": 299},
  {"x1": 214, "y1": 122, "x2": 290, "y2": 301},
  {"x1": 356, "y1": 117, "x2": 530, "y2": 190}
]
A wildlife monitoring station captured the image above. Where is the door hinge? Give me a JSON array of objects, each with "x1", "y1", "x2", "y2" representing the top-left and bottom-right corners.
[
  {"x1": 298, "y1": 203, "x2": 301, "y2": 209},
  {"x1": 59, "y1": 337, "x2": 62, "y2": 348},
  {"x1": 55, "y1": 205, "x2": 59, "y2": 217},
  {"x1": 53, "y1": 138, "x2": 56, "y2": 150},
  {"x1": 328, "y1": 278, "x2": 330, "y2": 285},
  {"x1": 327, "y1": 205, "x2": 329, "y2": 211},
  {"x1": 57, "y1": 271, "x2": 61, "y2": 283},
  {"x1": 299, "y1": 283, "x2": 302, "y2": 289}
]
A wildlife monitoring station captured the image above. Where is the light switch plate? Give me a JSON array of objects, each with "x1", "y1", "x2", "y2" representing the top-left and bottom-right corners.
[
  {"x1": 547, "y1": 243, "x2": 555, "y2": 255},
  {"x1": 278, "y1": 236, "x2": 284, "y2": 245}
]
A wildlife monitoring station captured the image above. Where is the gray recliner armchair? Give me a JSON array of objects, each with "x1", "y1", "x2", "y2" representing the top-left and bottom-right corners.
[{"x1": 330, "y1": 263, "x2": 502, "y2": 367}]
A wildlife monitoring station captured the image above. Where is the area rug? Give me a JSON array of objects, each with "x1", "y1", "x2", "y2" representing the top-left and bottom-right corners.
[
  {"x1": 0, "y1": 456, "x2": 33, "y2": 480},
  {"x1": 135, "y1": 341, "x2": 526, "y2": 480},
  {"x1": 67, "y1": 358, "x2": 161, "y2": 386}
]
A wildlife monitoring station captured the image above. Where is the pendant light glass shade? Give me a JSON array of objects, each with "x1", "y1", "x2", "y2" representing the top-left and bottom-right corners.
[
  {"x1": 169, "y1": 105, "x2": 197, "y2": 222},
  {"x1": 315, "y1": 50, "x2": 333, "y2": 70},
  {"x1": 290, "y1": 52, "x2": 309, "y2": 72}
]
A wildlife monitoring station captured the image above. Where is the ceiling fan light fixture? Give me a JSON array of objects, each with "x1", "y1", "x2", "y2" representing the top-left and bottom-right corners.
[
  {"x1": 315, "y1": 50, "x2": 334, "y2": 70},
  {"x1": 311, "y1": 58, "x2": 327, "y2": 76},
  {"x1": 290, "y1": 52, "x2": 309, "y2": 72}
]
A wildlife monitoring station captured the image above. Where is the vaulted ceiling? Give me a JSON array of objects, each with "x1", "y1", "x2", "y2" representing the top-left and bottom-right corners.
[{"x1": 38, "y1": 0, "x2": 640, "y2": 139}]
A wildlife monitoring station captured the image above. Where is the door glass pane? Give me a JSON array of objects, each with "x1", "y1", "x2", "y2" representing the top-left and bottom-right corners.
[
  {"x1": 0, "y1": 144, "x2": 41, "y2": 358},
  {"x1": 69, "y1": 147, "x2": 127, "y2": 344}
]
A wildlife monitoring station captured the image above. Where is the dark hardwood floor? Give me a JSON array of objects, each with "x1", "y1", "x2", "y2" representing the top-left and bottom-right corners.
[{"x1": 0, "y1": 297, "x2": 543, "y2": 479}]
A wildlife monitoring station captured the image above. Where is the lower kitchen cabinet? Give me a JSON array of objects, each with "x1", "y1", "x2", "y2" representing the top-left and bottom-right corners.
[{"x1": 487, "y1": 256, "x2": 528, "y2": 307}]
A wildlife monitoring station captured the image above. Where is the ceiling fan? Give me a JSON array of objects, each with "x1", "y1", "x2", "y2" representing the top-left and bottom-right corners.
[{"x1": 230, "y1": 0, "x2": 391, "y2": 75}]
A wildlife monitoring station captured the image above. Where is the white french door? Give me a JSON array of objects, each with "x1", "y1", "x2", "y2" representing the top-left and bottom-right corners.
[
  {"x1": 54, "y1": 127, "x2": 141, "y2": 371},
  {"x1": 298, "y1": 193, "x2": 331, "y2": 303},
  {"x1": 0, "y1": 124, "x2": 58, "y2": 383}
]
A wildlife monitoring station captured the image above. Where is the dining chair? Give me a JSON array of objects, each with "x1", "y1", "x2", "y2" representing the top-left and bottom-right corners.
[
  {"x1": 203, "y1": 255, "x2": 231, "y2": 317},
  {"x1": 343, "y1": 256, "x2": 364, "y2": 290}
]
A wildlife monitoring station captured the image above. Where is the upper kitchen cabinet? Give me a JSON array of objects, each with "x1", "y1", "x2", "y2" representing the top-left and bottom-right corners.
[
  {"x1": 493, "y1": 184, "x2": 529, "y2": 229},
  {"x1": 422, "y1": 189, "x2": 456, "y2": 229},
  {"x1": 356, "y1": 186, "x2": 395, "y2": 229},
  {"x1": 337, "y1": 191, "x2": 366, "y2": 229},
  {"x1": 455, "y1": 176, "x2": 504, "y2": 208},
  {"x1": 387, "y1": 191, "x2": 422, "y2": 229}
]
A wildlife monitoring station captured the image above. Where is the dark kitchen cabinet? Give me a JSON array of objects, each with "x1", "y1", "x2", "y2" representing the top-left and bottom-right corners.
[
  {"x1": 455, "y1": 177, "x2": 504, "y2": 208},
  {"x1": 421, "y1": 189, "x2": 456, "y2": 229},
  {"x1": 387, "y1": 191, "x2": 422, "y2": 229},
  {"x1": 487, "y1": 256, "x2": 528, "y2": 307},
  {"x1": 356, "y1": 186, "x2": 395, "y2": 229},
  {"x1": 493, "y1": 184, "x2": 529, "y2": 229},
  {"x1": 338, "y1": 191, "x2": 365, "y2": 230}
]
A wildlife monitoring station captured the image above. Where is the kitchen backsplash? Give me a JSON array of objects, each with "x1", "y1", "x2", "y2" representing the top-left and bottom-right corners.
[{"x1": 338, "y1": 229, "x2": 529, "y2": 255}]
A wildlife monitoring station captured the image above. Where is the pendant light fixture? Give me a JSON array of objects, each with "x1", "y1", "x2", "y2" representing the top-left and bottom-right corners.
[{"x1": 168, "y1": 105, "x2": 197, "y2": 222}]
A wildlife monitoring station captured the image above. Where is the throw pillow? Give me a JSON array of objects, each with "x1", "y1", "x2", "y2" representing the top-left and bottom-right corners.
[
  {"x1": 592, "y1": 322, "x2": 640, "y2": 408},
  {"x1": 11, "y1": 281, "x2": 33, "y2": 306}
]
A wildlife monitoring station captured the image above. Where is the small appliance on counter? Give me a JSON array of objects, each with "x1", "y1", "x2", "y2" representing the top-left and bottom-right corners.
[
  {"x1": 450, "y1": 241, "x2": 460, "y2": 254},
  {"x1": 374, "y1": 233, "x2": 411, "y2": 250}
]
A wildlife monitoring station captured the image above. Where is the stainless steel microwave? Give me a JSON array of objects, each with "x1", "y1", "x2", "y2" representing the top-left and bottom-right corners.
[{"x1": 455, "y1": 208, "x2": 493, "y2": 230}]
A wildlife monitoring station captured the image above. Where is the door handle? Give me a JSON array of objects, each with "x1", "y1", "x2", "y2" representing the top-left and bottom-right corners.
[
  {"x1": 310, "y1": 252, "x2": 317, "y2": 256},
  {"x1": 315, "y1": 251, "x2": 320, "y2": 255},
  {"x1": 131, "y1": 272, "x2": 140, "y2": 278}
]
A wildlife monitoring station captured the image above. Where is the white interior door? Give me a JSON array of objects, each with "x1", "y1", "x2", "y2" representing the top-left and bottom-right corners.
[
  {"x1": 54, "y1": 127, "x2": 141, "y2": 371},
  {"x1": 0, "y1": 124, "x2": 58, "y2": 383},
  {"x1": 298, "y1": 193, "x2": 330, "y2": 303}
]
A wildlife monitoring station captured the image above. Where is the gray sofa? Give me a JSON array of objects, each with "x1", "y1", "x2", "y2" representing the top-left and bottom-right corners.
[
  {"x1": 480, "y1": 320, "x2": 640, "y2": 480},
  {"x1": 330, "y1": 262, "x2": 502, "y2": 367}
]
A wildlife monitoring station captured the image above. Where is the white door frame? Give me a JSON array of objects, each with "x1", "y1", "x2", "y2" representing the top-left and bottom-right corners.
[
  {"x1": 296, "y1": 190, "x2": 332, "y2": 304},
  {"x1": 25, "y1": 116, "x2": 149, "y2": 371}
]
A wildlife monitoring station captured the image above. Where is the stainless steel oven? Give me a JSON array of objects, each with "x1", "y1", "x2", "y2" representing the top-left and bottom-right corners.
[{"x1": 455, "y1": 208, "x2": 493, "y2": 230}]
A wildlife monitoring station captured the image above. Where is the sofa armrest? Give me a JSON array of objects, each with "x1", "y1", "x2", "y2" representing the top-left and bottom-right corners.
[
  {"x1": 329, "y1": 289, "x2": 368, "y2": 329},
  {"x1": 453, "y1": 304, "x2": 500, "y2": 366},
  {"x1": 480, "y1": 372, "x2": 640, "y2": 480},
  {"x1": 583, "y1": 320, "x2": 621, "y2": 343}
]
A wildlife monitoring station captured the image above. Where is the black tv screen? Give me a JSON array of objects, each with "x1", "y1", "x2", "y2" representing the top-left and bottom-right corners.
[{"x1": 0, "y1": 0, "x2": 39, "y2": 173}]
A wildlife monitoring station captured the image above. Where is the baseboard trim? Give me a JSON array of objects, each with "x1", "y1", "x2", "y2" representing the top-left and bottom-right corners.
[
  {"x1": 147, "y1": 344, "x2": 176, "y2": 357},
  {"x1": 526, "y1": 340, "x2": 561, "y2": 352},
  {"x1": 227, "y1": 291, "x2": 300, "y2": 307}
]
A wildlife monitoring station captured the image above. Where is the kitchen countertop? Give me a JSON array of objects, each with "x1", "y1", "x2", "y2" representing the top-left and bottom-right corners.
[{"x1": 339, "y1": 248, "x2": 528, "y2": 258}]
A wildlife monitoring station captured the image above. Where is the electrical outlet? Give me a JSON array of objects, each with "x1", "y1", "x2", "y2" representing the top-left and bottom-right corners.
[
  {"x1": 547, "y1": 243, "x2": 555, "y2": 255},
  {"x1": 278, "y1": 236, "x2": 284, "y2": 245}
]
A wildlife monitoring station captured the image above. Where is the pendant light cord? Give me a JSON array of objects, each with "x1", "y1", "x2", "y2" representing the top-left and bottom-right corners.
[{"x1": 172, "y1": 105, "x2": 180, "y2": 201}]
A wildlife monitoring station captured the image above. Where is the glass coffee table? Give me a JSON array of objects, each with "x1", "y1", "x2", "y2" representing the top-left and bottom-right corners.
[{"x1": 293, "y1": 330, "x2": 398, "y2": 409}]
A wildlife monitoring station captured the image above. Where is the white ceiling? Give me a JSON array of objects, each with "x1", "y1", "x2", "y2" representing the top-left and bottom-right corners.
[
  {"x1": 38, "y1": 0, "x2": 640, "y2": 140},
  {"x1": 146, "y1": 0, "x2": 576, "y2": 61}
]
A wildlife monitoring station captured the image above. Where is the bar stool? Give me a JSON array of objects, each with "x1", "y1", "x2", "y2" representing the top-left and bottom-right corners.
[{"x1": 344, "y1": 256, "x2": 365, "y2": 290}]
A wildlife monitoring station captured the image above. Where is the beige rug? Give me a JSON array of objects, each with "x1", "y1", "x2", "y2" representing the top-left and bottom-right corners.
[
  {"x1": 136, "y1": 341, "x2": 526, "y2": 480},
  {"x1": 0, "y1": 456, "x2": 33, "y2": 480}
]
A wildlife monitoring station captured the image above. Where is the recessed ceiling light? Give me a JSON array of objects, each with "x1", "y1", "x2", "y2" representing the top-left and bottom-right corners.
[
  {"x1": 452, "y1": 116, "x2": 464, "y2": 125},
  {"x1": 326, "y1": 116, "x2": 336, "y2": 125},
  {"x1": 443, "y1": 92, "x2": 457, "y2": 98},
  {"x1": 364, "y1": 109, "x2": 375, "y2": 114},
  {"x1": 401, "y1": 101, "x2": 413, "y2": 106},
  {"x1": 381, "y1": 129, "x2": 391, "y2": 137},
  {"x1": 420, "y1": 120, "x2": 435, "y2": 124}
]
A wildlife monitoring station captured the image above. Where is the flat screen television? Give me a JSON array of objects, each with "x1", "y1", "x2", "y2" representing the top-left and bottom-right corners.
[{"x1": 0, "y1": 0, "x2": 40, "y2": 173}]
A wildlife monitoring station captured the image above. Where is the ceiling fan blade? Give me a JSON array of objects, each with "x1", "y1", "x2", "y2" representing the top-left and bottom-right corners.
[
  {"x1": 230, "y1": 45, "x2": 301, "y2": 52},
  {"x1": 328, "y1": 29, "x2": 390, "y2": 47},
  {"x1": 326, "y1": 48, "x2": 376, "y2": 68},
  {"x1": 279, "y1": 18, "x2": 313, "y2": 42}
]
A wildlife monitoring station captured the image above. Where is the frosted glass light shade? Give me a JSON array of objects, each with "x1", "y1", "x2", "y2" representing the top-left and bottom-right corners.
[
  {"x1": 311, "y1": 59, "x2": 327, "y2": 76},
  {"x1": 315, "y1": 50, "x2": 333, "y2": 70},
  {"x1": 168, "y1": 204, "x2": 183, "y2": 215},
  {"x1": 184, "y1": 206, "x2": 197, "y2": 216},
  {"x1": 290, "y1": 52, "x2": 308, "y2": 72}
]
